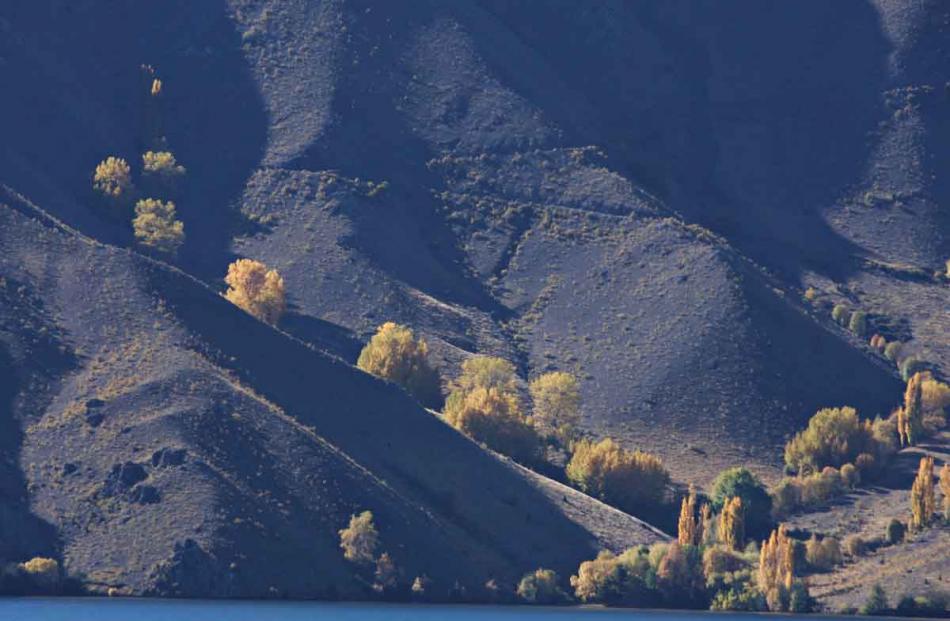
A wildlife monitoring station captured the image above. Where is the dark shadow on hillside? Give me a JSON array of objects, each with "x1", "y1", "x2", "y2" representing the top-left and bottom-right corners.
[
  {"x1": 0, "y1": 285, "x2": 77, "y2": 563},
  {"x1": 280, "y1": 312, "x2": 364, "y2": 363},
  {"x1": 0, "y1": 2, "x2": 266, "y2": 280},
  {"x1": 472, "y1": 0, "x2": 891, "y2": 281},
  {"x1": 289, "y1": 1, "x2": 510, "y2": 319},
  {"x1": 142, "y1": 260, "x2": 621, "y2": 576}
]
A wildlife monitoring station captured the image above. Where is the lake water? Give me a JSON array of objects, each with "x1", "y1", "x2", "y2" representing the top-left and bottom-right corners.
[{"x1": 0, "y1": 599, "x2": 858, "y2": 621}]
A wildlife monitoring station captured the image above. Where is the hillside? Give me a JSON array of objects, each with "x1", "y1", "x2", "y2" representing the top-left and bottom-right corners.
[{"x1": 0, "y1": 0, "x2": 947, "y2": 609}]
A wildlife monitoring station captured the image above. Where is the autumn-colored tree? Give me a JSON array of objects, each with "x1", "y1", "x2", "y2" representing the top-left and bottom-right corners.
[
  {"x1": 93, "y1": 156, "x2": 133, "y2": 202},
  {"x1": 224, "y1": 258, "x2": 286, "y2": 325},
  {"x1": 710, "y1": 467, "x2": 772, "y2": 539},
  {"x1": 941, "y1": 464, "x2": 950, "y2": 520},
  {"x1": 142, "y1": 151, "x2": 186, "y2": 178},
  {"x1": 374, "y1": 552, "x2": 399, "y2": 592},
  {"x1": 784, "y1": 407, "x2": 875, "y2": 473},
  {"x1": 443, "y1": 386, "x2": 540, "y2": 462},
  {"x1": 339, "y1": 510, "x2": 378, "y2": 564},
  {"x1": 804, "y1": 535, "x2": 841, "y2": 570},
  {"x1": 151, "y1": 78, "x2": 163, "y2": 97},
  {"x1": 677, "y1": 486, "x2": 705, "y2": 546},
  {"x1": 133, "y1": 198, "x2": 184, "y2": 254},
  {"x1": 884, "y1": 341, "x2": 902, "y2": 362},
  {"x1": 758, "y1": 525, "x2": 795, "y2": 611},
  {"x1": 656, "y1": 542, "x2": 705, "y2": 604},
  {"x1": 516, "y1": 568, "x2": 567, "y2": 604},
  {"x1": 529, "y1": 371, "x2": 581, "y2": 441},
  {"x1": 898, "y1": 373, "x2": 924, "y2": 447},
  {"x1": 869, "y1": 334, "x2": 886, "y2": 351},
  {"x1": 910, "y1": 455, "x2": 935, "y2": 530},
  {"x1": 357, "y1": 322, "x2": 441, "y2": 406},
  {"x1": 718, "y1": 497, "x2": 745, "y2": 551},
  {"x1": 566, "y1": 438, "x2": 670, "y2": 513},
  {"x1": 19, "y1": 557, "x2": 61, "y2": 589}
]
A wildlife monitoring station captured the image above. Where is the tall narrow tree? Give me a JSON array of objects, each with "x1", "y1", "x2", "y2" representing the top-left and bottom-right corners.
[{"x1": 910, "y1": 456, "x2": 935, "y2": 530}]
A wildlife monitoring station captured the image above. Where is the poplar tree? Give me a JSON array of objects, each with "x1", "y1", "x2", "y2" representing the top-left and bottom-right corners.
[
  {"x1": 910, "y1": 456, "x2": 935, "y2": 530},
  {"x1": 719, "y1": 497, "x2": 745, "y2": 551}
]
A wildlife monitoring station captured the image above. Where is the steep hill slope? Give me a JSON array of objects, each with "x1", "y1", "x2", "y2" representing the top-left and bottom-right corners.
[{"x1": 0, "y1": 191, "x2": 663, "y2": 596}]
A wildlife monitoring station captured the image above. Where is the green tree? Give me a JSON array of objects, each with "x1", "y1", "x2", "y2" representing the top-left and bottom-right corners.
[
  {"x1": 710, "y1": 467, "x2": 772, "y2": 539},
  {"x1": 861, "y1": 583, "x2": 889, "y2": 615},
  {"x1": 516, "y1": 568, "x2": 568, "y2": 604}
]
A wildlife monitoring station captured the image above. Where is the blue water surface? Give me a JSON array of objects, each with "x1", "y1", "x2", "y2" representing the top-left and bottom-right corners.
[{"x1": 0, "y1": 599, "x2": 861, "y2": 621}]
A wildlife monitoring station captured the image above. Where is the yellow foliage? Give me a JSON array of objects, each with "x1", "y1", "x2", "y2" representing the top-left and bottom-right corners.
[
  {"x1": 142, "y1": 151, "x2": 185, "y2": 177},
  {"x1": 677, "y1": 486, "x2": 704, "y2": 546},
  {"x1": 93, "y1": 156, "x2": 133, "y2": 200},
  {"x1": 133, "y1": 198, "x2": 184, "y2": 253},
  {"x1": 940, "y1": 464, "x2": 950, "y2": 518},
  {"x1": 718, "y1": 497, "x2": 744, "y2": 551},
  {"x1": 517, "y1": 568, "x2": 566, "y2": 604},
  {"x1": 224, "y1": 259, "x2": 286, "y2": 325},
  {"x1": 451, "y1": 356, "x2": 518, "y2": 395},
  {"x1": 910, "y1": 455, "x2": 935, "y2": 530},
  {"x1": 339, "y1": 510, "x2": 378, "y2": 564},
  {"x1": 529, "y1": 371, "x2": 581, "y2": 441},
  {"x1": 758, "y1": 525, "x2": 795, "y2": 610},
  {"x1": 566, "y1": 438, "x2": 669, "y2": 511},
  {"x1": 151, "y1": 78, "x2": 162, "y2": 96},
  {"x1": 805, "y1": 534, "x2": 841, "y2": 570},
  {"x1": 784, "y1": 406, "x2": 875, "y2": 473},
  {"x1": 20, "y1": 557, "x2": 60, "y2": 586},
  {"x1": 357, "y1": 322, "x2": 441, "y2": 405},
  {"x1": 443, "y1": 386, "x2": 539, "y2": 462},
  {"x1": 899, "y1": 373, "x2": 925, "y2": 446}
]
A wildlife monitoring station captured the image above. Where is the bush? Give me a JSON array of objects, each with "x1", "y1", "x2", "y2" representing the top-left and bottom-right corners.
[
  {"x1": 886, "y1": 518, "x2": 906, "y2": 545},
  {"x1": 710, "y1": 467, "x2": 772, "y2": 539},
  {"x1": 571, "y1": 548, "x2": 659, "y2": 607},
  {"x1": 849, "y1": 311, "x2": 868, "y2": 337},
  {"x1": 900, "y1": 356, "x2": 928, "y2": 382},
  {"x1": 566, "y1": 438, "x2": 669, "y2": 513},
  {"x1": 19, "y1": 558, "x2": 60, "y2": 589},
  {"x1": 805, "y1": 535, "x2": 841, "y2": 571},
  {"x1": 843, "y1": 535, "x2": 866, "y2": 557},
  {"x1": 831, "y1": 304, "x2": 850, "y2": 325},
  {"x1": 224, "y1": 258, "x2": 286, "y2": 325},
  {"x1": 895, "y1": 592, "x2": 949, "y2": 617},
  {"x1": 529, "y1": 371, "x2": 581, "y2": 441},
  {"x1": 884, "y1": 341, "x2": 902, "y2": 362},
  {"x1": 338, "y1": 510, "x2": 378, "y2": 564},
  {"x1": 142, "y1": 151, "x2": 185, "y2": 177},
  {"x1": 443, "y1": 386, "x2": 540, "y2": 463},
  {"x1": 869, "y1": 334, "x2": 887, "y2": 351},
  {"x1": 784, "y1": 407, "x2": 876, "y2": 474},
  {"x1": 132, "y1": 198, "x2": 184, "y2": 253},
  {"x1": 840, "y1": 463, "x2": 860, "y2": 488},
  {"x1": 93, "y1": 156, "x2": 133, "y2": 201},
  {"x1": 861, "y1": 583, "x2": 889, "y2": 615},
  {"x1": 374, "y1": 552, "x2": 399, "y2": 592},
  {"x1": 357, "y1": 322, "x2": 441, "y2": 407},
  {"x1": 516, "y1": 568, "x2": 568, "y2": 604},
  {"x1": 656, "y1": 542, "x2": 706, "y2": 606},
  {"x1": 449, "y1": 356, "x2": 518, "y2": 395}
]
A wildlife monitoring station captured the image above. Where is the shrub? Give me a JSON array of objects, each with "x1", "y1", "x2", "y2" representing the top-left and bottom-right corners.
[
  {"x1": 374, "y1": 552, "x2": 399, "y2": 592},
  {"x1": 19, "y1": 558, "x2": 60, "y2": 588},
  {"x1": 910, "y1": 456, "x2": 935, "y2": 530},
  {"x1": 444, "y1": 387, "x2": 540, "y2": 462},
  {"x1": 529, "y1": 371, "x2": 581, "y2": 441},
  {"x1": 843, "y1": 534, "x2": 866, "y2": 557},
  {"x1": 338, "y1": 510, "x2": 378, "y2": 564},
  {"x1": 516, "y1": 568, "x2": 568, "y2": 604},
  {"x1": 771, "y1": 479, "x2": 802, "y2": 519},
  {"x1": 885, "y1": 518, "x2": 906, "y2": 545},
  {"x1": 921, "y1": 373, "x2": 950, "y2": 431},
  {"x1": 869, "y1": 334, "x2": 887, "y2": 351},
  {"x1": 803, "y1": 287, "x2": 817, "y2": 302},
  {"x1": 861, "y1": 584, "x2": 889, "y2": 615},
  {"x1": 449, "y1": 356, "x2": 518, "y2": 395},
  {"x1": 572, "y1": 547, "x2": 660, "y2": 607},
  {"x1": 133, "y1": 198, "x2": 184, "y2": 254},
  {"x1": 151, "y1": 78, "x2": 162, "y2": 97},
  {"x1": 831, "y1": 304, "x2": 849, "y2": 325},
  {"x1": 224, "y1": 258, "x2": 286, "y2": 325},
  {"x1": 884, "y1": 341, "x2": 902, "y2": 362},
  {"x1": 93, "y1": 156, "x2": 133, "y2": 201},
  {"x1": 566, "y1": 438, "x2": 669, "y2": 513},
  {"x1": 805, "y1": 535, "x2": 841, "y2": 571},
  {"x1": 357, "y1": 322, "x2": 441, "y2": 407},
  {"x1": 849, "y1": 311, "x2": 868, "y2": 337},
  {"x1": 840, "y1": 463, "x2": 860, "y2": 488},
  {"x1": 784, "y1": 406, "x2": 875, "y2": 474},
  {"x1": 142, "y1": 151, "x2": 185, "y2": 178},
  {"x1": 718, "y1": 497, "x2": 745, "y2": 551},
  {"x1": 710, "y1": 467, "x2": 772, "y2": 539},
  {"x1": 900, "y1": 356, "x2": 928, "y2": 382}
]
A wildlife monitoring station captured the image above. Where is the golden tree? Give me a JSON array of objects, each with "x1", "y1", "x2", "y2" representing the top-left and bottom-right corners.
[
  {"x1": 758, "y1": 525, "x2": 795, "y2": 611},
  {"x1": 566, "y1": 438, "x2": 670, "y2": 512},
  {"x1": 443, "y1": 386, "x2": 539, "y2": 462},
  {"x1": 93, "y1": 156, "x2": 133, "y2": 201},
  {"x1": 450, "y1": 356, "x2": 518, "y2": 395},
  {"x1": 142, "y1": 151, "x2": 186, "y2": 178},
  {"x1": 910, "y1": 455, "x2": 935, "y2": 530},
  {"x1": 898, "y1": 373, "x2": 924, "y2": 446},
  {"x1": 151, "y1": 78, "x2": 163, "y2": 97},
  {"x1": 718, "y1": 497, "x2": 745, "y2": 551},
  {"x1": 133, "y1": 198, "x2": 184, "y2": 253},
  {"x1": 357, "y1": 322, "x2": 441, "y2": 406},
  {"x1": 224, "y1": 258, "x2": 286, "y2": 325},
  {"x1": 677, "y1": 485, "x2": 704, "y2": 546},
  {"x1": 339, "y1": 510, "x2": 378, "y2": 564},
  {"x1": 940, "y1": 463, "x2": 950, "y2": 520},
  {"x1": 529, "y1": 371, "x2": 581, "y2": 441}
]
